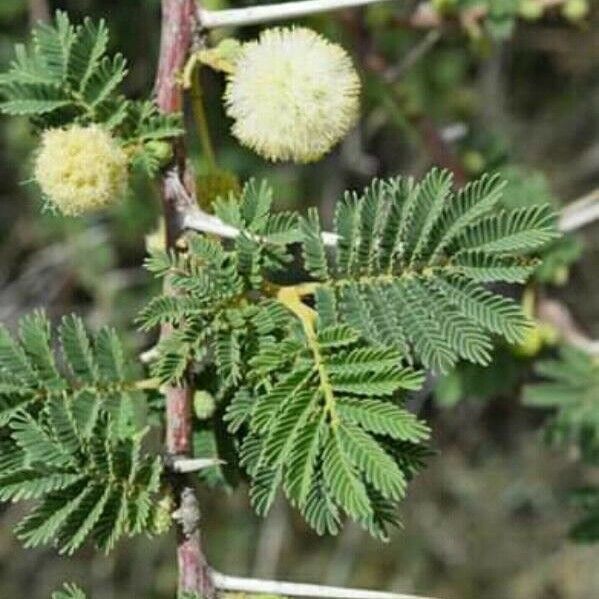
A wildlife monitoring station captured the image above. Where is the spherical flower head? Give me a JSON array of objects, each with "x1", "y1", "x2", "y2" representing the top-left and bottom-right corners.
[
  {"x1": 34, "y1": 124, "x2": 128, "y2": 216},
  {"x1": 225, "y1": 27, "x2": 360, "y2": 163}
]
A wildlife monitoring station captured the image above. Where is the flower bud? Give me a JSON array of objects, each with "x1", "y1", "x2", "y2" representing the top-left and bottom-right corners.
[{"x1": 194, "y1": 390, "x2": 216, "y2": 420}]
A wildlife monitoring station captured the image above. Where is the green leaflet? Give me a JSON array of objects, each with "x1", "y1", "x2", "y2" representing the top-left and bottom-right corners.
[
  {"x1": 524, "y1": 345, "x2": 599, "y2": 447},
  {"x1": 5, "y1": 399, "x2": 163, "y2": 555},
  {"x1": 0, "y1": 311, "x2": 137, "y2": 436}
]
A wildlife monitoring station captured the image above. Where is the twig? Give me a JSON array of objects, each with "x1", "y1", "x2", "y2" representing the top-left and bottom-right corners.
[
  {"x1": 184, "y1": 208, "x2": 341, "y2": 245},
  {"x1": 211, "y1": 571, "x2": 438, "y2": 599},
  {"x1": 384, "y1": 30, "x2": 441, "y2": 82},
  {"x1": 400, "y1": 0, "x2": 569, "y2": 30},
  {"x1": 559, "y1": 188, "x2": 599, "y2": 233},
  {"x1": 28, "y1": 0, "x2": 50, "y2": 26},
  {"x1": 537, "y1": 298, "x2": 599, "y2": 357},
  {"x1": 198, "y1": 0, "x2": 392, "y2": 29}
]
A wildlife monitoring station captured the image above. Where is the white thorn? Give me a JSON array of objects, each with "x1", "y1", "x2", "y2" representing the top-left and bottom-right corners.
[
  {"x1": 211, "y1": 571, "x2": 439, "y2": 599},
  {"x1": 198, "y1": 0, "x2": 392, "y2": 29}
]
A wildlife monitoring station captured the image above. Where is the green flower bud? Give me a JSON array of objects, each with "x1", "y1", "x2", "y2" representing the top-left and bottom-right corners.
[
  {"x1": 194, "y1": 390, "x2": 216, "y2": 420},
  {"x1": 151, "y1": 493, "x2": 173, "y2": 535},
  {"x1": 144, "y1": 140, "x2": 173, "y2": 167},
  {"x1": 519, "y1": 0, "x2": 543, "y2": 20},
  {"x1": 562, "y1": 0, "x2": 588, "y2": 21}
]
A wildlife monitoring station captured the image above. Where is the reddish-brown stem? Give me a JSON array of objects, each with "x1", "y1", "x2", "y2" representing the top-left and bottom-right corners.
[
  {"x1": 411, "y1": 115, "x2": 467, "y2": 186},
  {"x1": 155, "y1": 1, "x2": 215, "y2": 597},
  {"x1": 28, "y1": 0, "x2": 51, "y2": 25},
  {"x1": 156, "y1": 0, "x2": 197, "y2": 114}
]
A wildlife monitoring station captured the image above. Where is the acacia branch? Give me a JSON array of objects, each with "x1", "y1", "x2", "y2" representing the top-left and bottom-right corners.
[
  {"x1": 198, "y1": 0, "x2": 392, "y2": 29},
  {"x1": 155, "y1": 1, "x2": 215, "y2": 597},
  {"x1": 211, "y1": 571, "x2": 438, "y2": 599},
  {"x1": 537, "y1": 298, "x2": 599, "y2": 357}
]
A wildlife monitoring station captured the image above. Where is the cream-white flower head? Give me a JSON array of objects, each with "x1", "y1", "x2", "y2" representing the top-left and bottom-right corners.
[
  {"x1": 34, "y1": 124, "x2": 128, "y2": 216},
  {"x1": 225, "y1": 27, "x2": 360, "y2": 164}
]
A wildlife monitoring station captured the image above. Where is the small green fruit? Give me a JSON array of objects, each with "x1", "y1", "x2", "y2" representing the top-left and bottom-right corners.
[
  {"x1": 194, "y1": 390, "x2": 216, "y2": 420},
  {"x1": 145, "y1": 140, "x2": 173, "y2": 166},
  {"x1": 151, "y1": 493, "x2": 173, "y2": 535},
  {"x1": 519, "y1": 0, "x2": 543, "y2": 20},
  {"x1": 513, "y1": 324, "x2": 544, "y2": 357},
  {"x1": 562, "y1": 0, "x2": 589, "y2": 21},
  {"x1": 462, "y1": 150, "x2": 485, "y2": 175}
]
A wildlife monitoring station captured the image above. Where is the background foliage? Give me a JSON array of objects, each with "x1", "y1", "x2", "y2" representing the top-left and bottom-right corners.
[{"x1": 0, "y1": 0, "x2": 598, "y2": 598}]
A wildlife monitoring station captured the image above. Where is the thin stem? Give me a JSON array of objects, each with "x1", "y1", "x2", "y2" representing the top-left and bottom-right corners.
[
  {"x1": 198, "y1": 0, "x2": 392, "y2": 29},
  {"x1": 134, "y1": 378, "x2": 162, "y2": 390},
  {"x1": 276, "y1": 287, "x2": 338, "y2": 424},
  {"x1": 190, "y1": 69, "x2": 218, "y2": 171},
  {"x1": 183, "y1": 203, "x2": 339, "y2": 245},
  {"x1": 384, "y1": 30, "x2": 441, "y2": 82}
]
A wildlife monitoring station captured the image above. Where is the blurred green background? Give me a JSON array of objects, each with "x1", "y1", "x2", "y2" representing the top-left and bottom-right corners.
[{"x1": 1, "y1": 0, "x2": 599, "y2": 597}]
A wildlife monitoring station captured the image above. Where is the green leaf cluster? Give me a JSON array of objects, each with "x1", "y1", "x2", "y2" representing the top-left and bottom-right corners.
[
  {"x1": 0, "y1": 312, "x2": 164, "y2": 554},
  {"x1": 0, "y1": 11, "x2": 182, "y2": 174},
  {"x1": 140, "y1": 168, "x2": 557, "y2": 536},
  {"x1": 297, "y1": 169, "x2": 558, "y2": 372},
  {"x1": 524, "y1": 346, "x2": 599, "y2": 543},
  {"x1": 524, "y1": 346, "x2": 599, "y2": 447},
  {"x1": 52, "y1": 583, "x2": 87, "y2": 599}
]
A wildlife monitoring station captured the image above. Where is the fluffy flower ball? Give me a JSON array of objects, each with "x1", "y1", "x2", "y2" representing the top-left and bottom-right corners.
[
  {"x1": 34, "y1": 124, "x2": 128, "y2": 216},
  {"x1": 225, "y1": 27, "x2": 360, "y2": 163}
]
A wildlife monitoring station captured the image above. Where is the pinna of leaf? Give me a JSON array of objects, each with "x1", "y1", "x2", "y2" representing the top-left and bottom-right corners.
[{"x1": 139, "y1": 169, "x2": 559, "y2": 539}]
